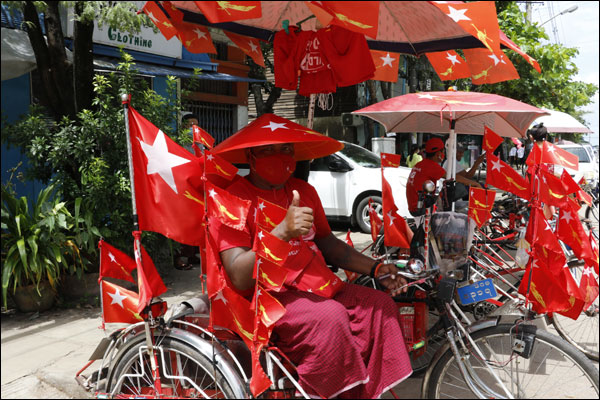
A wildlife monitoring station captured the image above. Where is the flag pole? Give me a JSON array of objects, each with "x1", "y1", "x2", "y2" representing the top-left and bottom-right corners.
[{"x1": 121, "y1": 94, "x2": 163, "y2": 394}]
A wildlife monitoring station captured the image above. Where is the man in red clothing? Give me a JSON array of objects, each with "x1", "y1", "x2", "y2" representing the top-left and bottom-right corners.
[
  {"x1": 212, "y1": 141, "x2": 413, "y2": 398},
  {"x1": 406, "y1": 137, "x2": 447, "y2": 216}
]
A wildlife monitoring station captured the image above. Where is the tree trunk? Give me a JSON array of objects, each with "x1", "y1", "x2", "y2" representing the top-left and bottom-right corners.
[
  {"x1": 364, "y1": 80, "x2": 379, "y2": 148},
  {"x1": 73, "y1": 1, "x2": 95, "y2": 114},
  {"x1": 381, "y1": 81, "x2": 392, "y2": 100}
]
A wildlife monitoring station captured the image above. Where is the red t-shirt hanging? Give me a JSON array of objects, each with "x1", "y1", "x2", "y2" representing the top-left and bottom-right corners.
[
  {"x1": 296, "y1": 31, "x2": 337, "y2": 96},
  {"x1": 406, "y1": 158, "x2": 446, "y2": 212},
  {"x1": 317, "y1": 25, "x2": 375, "y2": 87},
  {"x1": 273, "y1": 28, "x2": 309, "y2": 90}
]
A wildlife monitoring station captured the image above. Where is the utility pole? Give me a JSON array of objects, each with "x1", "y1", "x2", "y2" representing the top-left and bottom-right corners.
[{"x1": 526, "y1": 1, "x2": 532, "y2": 22}]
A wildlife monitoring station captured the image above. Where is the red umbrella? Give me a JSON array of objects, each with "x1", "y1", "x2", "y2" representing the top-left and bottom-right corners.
[
  {"x1": 353, "y1": 91, "x2": 548, "y2": 180},
  {"x1": 212, "y1": 113, "x2": 343, "y2": 163}
]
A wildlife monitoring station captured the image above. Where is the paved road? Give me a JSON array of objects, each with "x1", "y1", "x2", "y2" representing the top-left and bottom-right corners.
[{"x1": 1, "y1": 224, "x2": 597, "y2": 398}]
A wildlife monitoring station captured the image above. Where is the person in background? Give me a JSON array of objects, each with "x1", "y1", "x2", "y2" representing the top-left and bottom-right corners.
[
  {"x1": 406, "y1": 138, "x2": 446, "y2": 216},
  {"x1": 406, "y1": 145, "x2": 423, "y2": 168},
  {"x1": 509, "y1": 144, "x2": 517, "y2": 167},
  {"x1": 174, "y1": 113, "x2": 201, "y2": 270},
  {"x1": 442, "y1": 143, "x2": 484, "y2": 201},
  {"x1": 526, "y1": 123, "x2": 555, "y2": 219},
  {"x1": 516, "y1": 144, "x2": 525, "y2": 172}
]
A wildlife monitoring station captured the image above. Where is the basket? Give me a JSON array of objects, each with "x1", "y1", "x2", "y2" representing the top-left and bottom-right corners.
[{"x1": 396, "y1": 291, "x2": 428, "y2": 357}]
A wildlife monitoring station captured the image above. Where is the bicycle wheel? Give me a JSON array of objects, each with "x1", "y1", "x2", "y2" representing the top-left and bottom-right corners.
[
  {"x1": 106, "y1": 334, "x2": 238, "y2": 398},
  {"x1": 425, "y1": 323, "x2": 599, "y2": 398},
  {"x1": 584, "y1": 199, "x2": 599, "y2": 239}
]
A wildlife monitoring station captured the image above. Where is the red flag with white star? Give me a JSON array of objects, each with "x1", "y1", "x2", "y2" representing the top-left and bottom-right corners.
[
  {"x1": 101, "y1": 280, "x2": 143, "y2": 324},
  {"x1": 128, "y1": 106, "x2": 205, "y2": 245},
  {"x1": 255, "y1": 257, "x2": 287, "y2": 292},
  {"x1": 204, "y1": 150, "x2": 238, "y2": 182},
  {"x1": 468, "y1": 187, "x2": 495, "y2": 228},
  {"x1": 382, "y1": 172, "x2": 411, "y2": 248},
  {"x1": 463, "y1": 48, "x2": 519, "y2": 85},
  {"x1": 586, "y1": 232, "x2": 599, "y2": 274},
  {"x1": 579, "y1": 266, "x2": 599, "y2": 311},
  {"x1": 133, "y1": 232, "x2": 168, "y2": 313},
  {"x1": 556, "y1": 202, "x2": 593, "y2": 261},
  {"x1": 482, "y1": 126, "x2": 504, "y2": 154},
  {"x1": 538, "y1": 169, "x2": 568, "y2": 208},
  {"x1": 368, "y1": 198, "x2": 383, "y2": 243},
  {"x1": 192, "y1": 124, "x2": 215, "y2": 149},
  {"x1": 205, "y1": 180, "x2": 251, "y2": 231},
  {"x1": 253, "y1": 226, "x2": 291, "y2": 267},
  {"x1": 293, "y1": 261, "x2": 344, "y2": 299},
  {"x1": 142, "y1": 1, "x2": 178, "y2": 40},
  {"x1": 255, "y1": 197, "x2": 287, "y2": 232},
  {"x1": 175, "y1": 21, "x2": 216, "y2": 54},
  {"x1": 225, "y1": 31, "x2": 265, "y2": 67},
  {"x1": 309, "y1": 1, "x2": 380, "y2": 39},
  {"x1": 251, "y1": 287, "x2": 286, "y2": 328},
  {"x1": 486, "y1": 153, "x2": 530, "y2": 200},
  {"x1": 370, "y1": 50, "x2": 400, "y2": 82},
  {"x1": 527, "y1": 141, "x2": 579, "y2": 171},
  {"x1": 380, "y1": 152, "x2": 401, "y2": 168},
  {"x1": 98, "y1": 239, "x2": 136, "y2": 284},
  {"x1": 426, "y1": 50, "x2": 471, "y2": 81}
]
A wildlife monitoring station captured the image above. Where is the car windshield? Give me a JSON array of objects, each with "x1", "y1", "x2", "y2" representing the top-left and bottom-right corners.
[
  {"x1": 339, "y1": 142, "x2": 381, "y2": 168},
  {"x1": 560, "y1": 146, "x2": 590, "y2": 163}
]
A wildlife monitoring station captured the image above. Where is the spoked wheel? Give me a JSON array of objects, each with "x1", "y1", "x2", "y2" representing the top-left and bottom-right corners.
[
  {"x1": 426, "y1": 324, "x2": 599, "y2": 399},
  {"x1": 106, "y1": 336, "x2": 238, "y2": 399},
  {"x1": 584, "y1": 198, "x2": 599, "y2": 239}
]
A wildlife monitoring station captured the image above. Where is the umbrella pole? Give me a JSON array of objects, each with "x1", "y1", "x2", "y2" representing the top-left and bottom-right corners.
[{"x1": 447, "y1": 119, "x2": 457, "y2": 212}]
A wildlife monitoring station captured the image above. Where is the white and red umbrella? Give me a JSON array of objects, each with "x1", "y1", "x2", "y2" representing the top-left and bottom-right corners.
[{"x1": 353, "y1": 91, "x2": 549, "y2": 181}]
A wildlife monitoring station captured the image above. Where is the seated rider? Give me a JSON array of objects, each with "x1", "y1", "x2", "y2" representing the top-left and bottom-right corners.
[
  {"x1": 211, "y1": 139, "x2": 413, "y2": 398},
  {"x1": 442, "y1": 143, "x2": 484, "y2": 202},
  {"x1": 406, "y1": 138, "x2": 446, "y2": 216}
]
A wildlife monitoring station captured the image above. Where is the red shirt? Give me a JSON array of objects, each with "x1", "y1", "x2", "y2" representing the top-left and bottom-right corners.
[{"x1": 406, "y1": 158, "x2": 446, "y2": 212}]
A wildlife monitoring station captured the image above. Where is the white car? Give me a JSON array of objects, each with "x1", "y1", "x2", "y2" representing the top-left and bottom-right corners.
[
  {"x1": 555, "y1": 143, "x2": 599, "y2": 185},
  {"x1": 307, "y1": 141, "x2": 411, "y2": 233}
]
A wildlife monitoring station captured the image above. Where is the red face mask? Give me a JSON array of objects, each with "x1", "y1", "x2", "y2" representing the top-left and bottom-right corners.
[{"x1": 252, "y1": 153, "x2": 296, "y2": 185}]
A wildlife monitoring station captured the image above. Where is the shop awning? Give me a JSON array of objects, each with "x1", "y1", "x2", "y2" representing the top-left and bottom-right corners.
[{"x1": 93, "y1": 56, "x2": 264, "y2": 83}]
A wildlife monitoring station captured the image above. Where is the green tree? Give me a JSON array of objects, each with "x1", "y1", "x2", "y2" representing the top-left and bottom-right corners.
[{"x1": 452, "y1": 1, "x2": 597, "y2": 141}]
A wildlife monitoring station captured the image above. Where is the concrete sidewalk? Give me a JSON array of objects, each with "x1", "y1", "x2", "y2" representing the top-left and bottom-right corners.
[{"x1": 0, "y1": 229, "x2": 422, "y2": 399}]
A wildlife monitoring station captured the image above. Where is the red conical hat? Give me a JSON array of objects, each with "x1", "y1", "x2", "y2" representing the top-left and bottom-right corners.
[{"x1": 212, "y1": 114, "x2": 344, "y2": 163}]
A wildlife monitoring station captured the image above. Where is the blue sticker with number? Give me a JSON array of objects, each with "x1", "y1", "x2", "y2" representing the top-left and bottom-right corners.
[{"x1": 457, "y1": 278, "x2": 498, "y2": 305}]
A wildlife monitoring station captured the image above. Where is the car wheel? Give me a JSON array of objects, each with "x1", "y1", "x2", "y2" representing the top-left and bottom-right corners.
[{"x1": 355, "y1": 195, "x2": 382, "y2": 234}]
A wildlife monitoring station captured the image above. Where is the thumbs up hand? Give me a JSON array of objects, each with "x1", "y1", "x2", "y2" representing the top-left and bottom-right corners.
[{"x1": 273, "y1": 190, "x2": 313, "y2": 241}]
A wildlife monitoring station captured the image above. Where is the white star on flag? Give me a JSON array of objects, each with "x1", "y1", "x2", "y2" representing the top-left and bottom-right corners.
[
  {"x1": 214, "y1": 290, "x2": 228, "y2": 305},
  {"x1": 139, "y1": 129, "x2": 190, "y2": 194},
  {"x1": 258, "y1": 231, "x2": 265, "y2": 240},
  {"x1": 108, "y1": 252, "x2": 116, "y2": 263},
  {"x1": 108, "y1": 288, "x2": 128, "y2": 308},
  {"x1": 380, "y1": 52, "x2": 395, "y2": 68},
  {"x1": 193, "y1": 28, "x2": 207, "y2": 40},
  {"x1": 262, "y1": 121, "x2": 288, "y2": 131},
  {"x1": 491, "y1": 158, "x2": 503, "y2": 172},
  {"x1": 258, "y1": 201, "x2": 266, "y2": 211},
  {"x1": 208, "y1": 189, "x2": 217, "y2": 199},
  {"x1": 446, "y1": 52, "x2": 460, "y2": 65},
  {"x1": 446, "y1": 6, "x2": 471, "y2": 23},
  {"x1": 248, "y1": 40, "x2": 258, "y2": 53},
  {"x1": 582, "y1": 267, "x2": 594, "y2": 278},
  {"x1": 417, "y1": 93, "x2": 436, "y2": 100},
  {"x1": 207, "y1": 153, "x2": 214, "y2": 161},
  {"x1": 561, "y1": 210, "x2": 574, "y2": 224},
  {"x1": 487, "y1": 53, "x2": 506, "y2": 66},
  {"x1": 547, "y1": 144, "x2": 556, "y2": 154},
  {"x1": 544, "y1": 221, "x2": 552, "y2": 232},
  {"x1": 146, "y1": 11, "x2": 159, "y2": 25},
  {"x1": 387, "y1": 211, "x2": 397, "y2": 226}
]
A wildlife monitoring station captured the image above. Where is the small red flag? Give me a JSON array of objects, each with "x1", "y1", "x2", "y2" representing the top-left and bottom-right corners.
[
  {"x1": 380, "y1": 152, "x2": 401, "y2": 168},
  {"x1": 194, "y1": 1, "x2": 262, "y2": 23},
  {"x1": 204, "y1": 151, "x2": 238, "y2": 182},
  {"x1": 579, "y1": 266, "x2": 599, "y2": 311},
  {"x1": 252, "y1": 287, "x2": 286, "y2": 328},
  {"x1": 160, "y1": 1, "x2": 184, "y2": 23},
  {"x1": 577, "y1": 188, "x2": 593, "y2": 207},
  {"x1": 293, "y1": 261, "x2": 344, "y2": 299},
  {"x1": 98, "y1": 239, "x2": 136, "y2": 284},
  {"x1": 133, "y1": 233, "x2": 168, "y2": 313},
  {"x1": 255, "y1": 197, "x2": 287, "y2": 231},
  {"x1": 538, "y1": 169, "x2": 568, "y2": 208},
  {"x1": 586, "y1": 231, "x2": 599, "y2": 274},
  {"x1": 175, "y1": 21, "x2": 216, "y2": 54},
  {"x1": 224, "y1": 31, "x2": 265, "y2": 67},
  {"x1": 370, "y1": 50, "x2": 400, "y2": 82},
  {"x1": 499, "y1": 30, "x2": 541, "y2": 73},
  {"x1": 561, "y1": 169, "x2": 581, "y2": 195},
  {"x1": 253, "y1": 226, "x2": 291, "y2": 267},
  {"x1": 250, "y1": 342, "x2": 272, "y2": 397},
  {"x1": 255, "y1": 257, "x2": 287, "y2": 292},
  {"x1": 463, "y1": 48, "x2": 520, "y2": 85},
  {"x1": 205, "y1": 232, "x2": 226, "y2": 298},
  {"x1": 368, "y1": 198, "x2": 383, "y2": 243},
  {"x1": 192, "y1": 125, "x2": 215, "y2": 149},
  {"x1": 468, "y1": 187, "x2": 496, "y2": 228},
  {"x1": 382, "y1": 172, "x2": 411, "y2": 248},
  {"x1": 524, "y1": 207, "x2": 563, "y2": 255},
  {"x1": 426, "y1": 50, "x2": 471, "y2": 81},
  {"x1": 482, "y1": 126, "x2": 504, "y2": 154},
  {"x1": 556, "y1": 202, "x2": 593, "y2": 261},
  {"x1": 206, "y1": 181, "x2": 251, "y2": 231},
  {"x1": 529, "y1": 141, "x2": 579, "y2": 171},
  {"x1": 345, "y1": 229, "x2": 354, "y2": 248},
  {"x1": 101, "y1": 280, "x2": 143, "y2": 324},
  {"x1": 142, "y1": 1, "x2": 178, "y2": 40},
  {"x1": 486, "y1": 153, "x2": 530, "y2": 200}
]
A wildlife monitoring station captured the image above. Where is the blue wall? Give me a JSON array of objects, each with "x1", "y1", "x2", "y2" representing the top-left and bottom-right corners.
[{"x1": 1, "y1": 73, "x2": 44, "y2": 200}]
